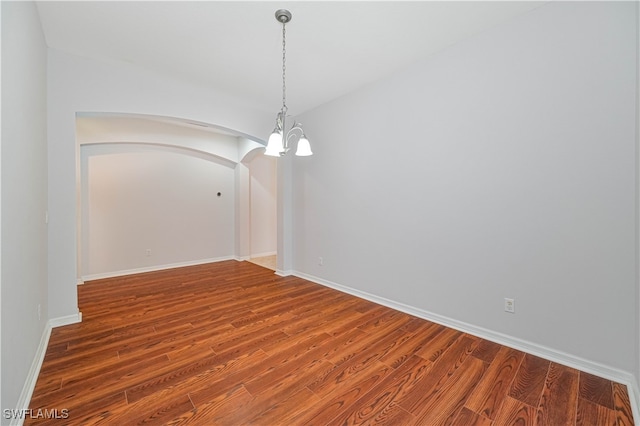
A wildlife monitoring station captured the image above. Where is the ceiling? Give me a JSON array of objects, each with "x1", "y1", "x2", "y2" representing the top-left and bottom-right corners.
[{"x1": 36, "y1": 1, "x2": 546, "y2": 116}]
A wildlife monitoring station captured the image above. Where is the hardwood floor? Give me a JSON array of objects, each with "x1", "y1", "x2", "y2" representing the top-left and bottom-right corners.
[{"x1": 27, "y1": 260, "x2": 634, "y2": 425}]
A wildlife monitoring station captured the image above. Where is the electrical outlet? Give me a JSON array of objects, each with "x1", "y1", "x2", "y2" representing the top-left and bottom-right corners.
[
  {"x1": 504, "y1": 298, "x2": 515, "y2": 313},
  {"x1": 38, "y1": 304, "x2": 41, "y2": 320},
  {"x1": 318, "y1": 257, "x2": 323, "y2": 266},
  {"x1": 146, "y1": 249, "x2": 151, "y2": 256}
]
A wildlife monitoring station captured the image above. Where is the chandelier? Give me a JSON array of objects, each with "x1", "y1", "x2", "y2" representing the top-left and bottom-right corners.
[{"x1": 264, "y1": 9, "x2": 313, "y2": 157}]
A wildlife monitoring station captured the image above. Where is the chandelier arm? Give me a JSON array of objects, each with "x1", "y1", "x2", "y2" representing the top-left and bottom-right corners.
[
  {"x1": 285, "y1": 124, "x2": 304, "y2": 146},
  {"x1": 286, "y1": 128, "x2": 302, "y2": 141}
]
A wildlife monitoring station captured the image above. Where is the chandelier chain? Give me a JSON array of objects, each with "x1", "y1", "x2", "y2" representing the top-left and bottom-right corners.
[{"x1": 281, "y1": 20, "x2": 287, "y2": 114}]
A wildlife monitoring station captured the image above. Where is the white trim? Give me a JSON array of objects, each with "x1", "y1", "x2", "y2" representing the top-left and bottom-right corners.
[
  {"x1": 49, "y1": 312, "x2": 82, "y2": 328},
  {"x1": 295, "y1": 270, "x2": 640, "y2": 421},
  {"x1": 235, "y1": 256, "x2": 251, "y2": 262},
  {"x1": 629, "y1": 378, "x2": 640, "y2": 426},
  {"x1": 10, "y1": 313, "x2": 83, "y2": 425},
  {"x1": 275, "y1": 269, "x2": 293, "y2": 277},
  {"x1": 80, "y1": 256, "x2": 235, "y2": 282},
  {"x1": 11, "y1": 324, "x2": 52, "y2": 426}
]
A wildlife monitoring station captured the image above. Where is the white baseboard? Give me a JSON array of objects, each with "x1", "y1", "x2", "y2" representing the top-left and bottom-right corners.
[
  {"x1": 80, "y1": 256, "x2": 236, "y2": 282},
  {"x1": 11, "y1": 324, "x2": 51, "y2": 426},
  {"x1": 629, "y1": 378, "x2": 640, "y2": 426},
  {"x1": 49, "y1": 312, "x2": 82, "y2": 328},
  {"x1": 11, "y1": 312, "x2": 82, "y2": 425},
  {"x1": 294, "y1": 270, "x2": 640, "y2": 422},
  {"x1": 275, "y1": 269, "x2": 293, "y2": 277}
]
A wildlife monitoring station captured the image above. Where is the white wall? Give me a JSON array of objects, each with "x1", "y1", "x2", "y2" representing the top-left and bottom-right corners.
[
  {"x1": 47, "y1": 49, "x2": 273, "y2": 319},
  {"x1": 76, "y1": 114, "x2": 256, "y2": 279},
  {"x1": 248, "y1": 155, "x2": 277, "y2": 257},
  {"x1": 82, "y1": 145, "x2": 235, "y2": 278},
  {"x1": 1, "y1": 1, "x2": 49, "y2": 413},
  {"x1": 296, "y1": 1, "x2": 638, "y2": 385}
]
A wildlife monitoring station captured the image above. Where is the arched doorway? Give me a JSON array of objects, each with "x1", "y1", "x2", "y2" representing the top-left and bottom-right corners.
[{"x1": 76, "y1": 112, "x2": 274, "y2": 280}]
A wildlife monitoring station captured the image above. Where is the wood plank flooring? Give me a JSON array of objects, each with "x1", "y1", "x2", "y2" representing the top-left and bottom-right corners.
[{"x1": 27, "y1": 260, "x2": 634, "y2": 425}]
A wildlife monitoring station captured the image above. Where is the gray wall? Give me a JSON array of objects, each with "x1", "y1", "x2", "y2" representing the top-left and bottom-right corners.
[
  {"x1": 83, "y1": 146, "x2": 236, "y2": 277},
  {"x1": 1, "y1": 1, "x2": 49, "y2": 414},
  {"x1": 296, "y1": 1, "x2": 638, "y2": 379},
  {"x1": 249, "y1": 154, "x2": 277, "y2": 257}
]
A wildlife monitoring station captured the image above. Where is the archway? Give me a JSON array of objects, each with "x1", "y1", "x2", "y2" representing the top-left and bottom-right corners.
[{"x1": 76, "y1": 112, "x2": 273, "y2": 280}]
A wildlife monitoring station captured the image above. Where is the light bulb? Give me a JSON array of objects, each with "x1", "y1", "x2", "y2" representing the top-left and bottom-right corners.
[
  {"x1": 295, "y1": 136, "x2": 313, "y2": 156},
  {"x1": 264, "y1": 131, "x2": 284, "y2": 156}
]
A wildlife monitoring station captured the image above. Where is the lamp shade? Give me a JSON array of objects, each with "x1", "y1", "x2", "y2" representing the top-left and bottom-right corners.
[
  {"x1": 295, "y1": 136, "x2": 313, "y2": 156},
  {"x1": 264, "y1": 131, "x2": 284, "y2": 156}
]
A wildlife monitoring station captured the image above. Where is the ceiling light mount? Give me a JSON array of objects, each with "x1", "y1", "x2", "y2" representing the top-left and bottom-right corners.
[
  {"x1": 265, "y1": 9, "x2": 313, "y2": 157},
  {"x1": 275, "y1": 9, "x2": 291, "y2": 24}
]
